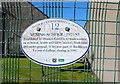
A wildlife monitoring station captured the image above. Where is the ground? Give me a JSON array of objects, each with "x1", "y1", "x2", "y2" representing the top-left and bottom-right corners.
[{"x1": 2, "y1": 58, "x2": 98, "y2": 83}]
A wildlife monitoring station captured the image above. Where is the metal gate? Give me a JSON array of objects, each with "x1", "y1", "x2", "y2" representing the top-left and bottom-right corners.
[{"x1": 0, "y1": 1, "x2": 120, "y2": 83}]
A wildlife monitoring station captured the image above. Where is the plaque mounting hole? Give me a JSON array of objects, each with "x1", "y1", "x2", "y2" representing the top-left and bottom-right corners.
[
  {"x1": 65, "y1": 27, "x2": 70, "y2": 32},
  {"x1": 36, "y1": 27, "x2": 41, "y2": 31}
]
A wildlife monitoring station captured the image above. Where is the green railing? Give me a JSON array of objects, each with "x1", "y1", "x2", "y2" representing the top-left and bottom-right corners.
[{"x1": 1, "y1": 1, "x2": 120, "y2": 83}]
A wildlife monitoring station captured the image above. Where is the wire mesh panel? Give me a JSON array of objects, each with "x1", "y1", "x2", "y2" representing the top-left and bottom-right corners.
[
  {"x1": 86, "y1": 2, "x2": 120, "y2": 83},
  {"x1": 1, "y1": 1, "x2": 120, "y2": 83}
]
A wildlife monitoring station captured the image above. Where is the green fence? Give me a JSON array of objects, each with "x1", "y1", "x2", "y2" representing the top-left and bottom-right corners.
[{"x1": 0, "y1": 1, "x2": 120, "y2": 83}]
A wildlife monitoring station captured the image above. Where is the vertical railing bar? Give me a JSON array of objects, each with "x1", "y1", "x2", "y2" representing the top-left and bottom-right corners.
[
  {"x1": 58, "y1": 0, "x2": 60, "y2": 18},
  {"x1": 9, "y1": 3, "x2": 12, "y2": 82},
  {"x1": 61, "y1": 1, "x2": 63, "y2": 18},
  {"x1": 50, "y1": 67, "x2": 52, "y2": 82},
  {"x1": 89, "y1": 2, "x2": 94, "y2": 83},
  {"x1": 91, "y1": 1, "x2": 96, "y2": 83},
  {"x1": 8, "y1": 2, "x2": 12, "y2": 83},
  {"x1": 71, "y1": 1, "x2": 77, "y2": 83},
  {"x1": 97, "y1": 2, "x2": 101, "y2": 82},
  {"x1": 14, "y1": 2, "x2": 18, "y2": 83},
  {"x1": 4, "y1": 2, "x2": 8, "y2": 83},
  {"x1": 99, "y1": 2, "x2": 104, "y2": 83},
  {"x1": 6, "y1": 2, "x2": 10, "y2": 83},
  {"x1": 56, "y1": 2, "x2": 59, "y2": 81},
  {"x1": 102, "y1": 1, "x2": 107, "y2": 83},
  {"x1": 15, "y1": 2, "x2": 20, "y2": 83},
  {"x1": 9, "y1": 2, "x2": 13, "y2": 83},
  {"x1": 12, "y1": 2, "x2": 16, "y2": 83},
  {"x1": 30, "y1": 2, "x2": 34, "y2": 82},
  {"x1": 46, "y1": 2, "x2": 48, "y2": 17},
  {"x1": 44, "y1": 2, "x2": 47, "y2": 83},
  {"x1": 114, "y1": 2, "x2": 119, "y2": 83},
  {"x1": 57, "y1": 1, "x2": 60, "y2": 83},
  {"x1": 50, "y1": 0, "x2": 53, "y2": 76},
  {"x1": 55, "y1": 1, "x2": 57, "y2": 18},
  {"x1": 52, "y1": 1, "x2": 54, "y2": 18},
  {"x1": 94, "y1": 1, "x2": 99, "y2": 83},
  {"x1": 48, "y1": 2, "x2": 51, "y2": 82},
  {"x1": 18, "y1": 2, "x2": 22, "y2": 83},
  {"x1": 59, "y1": 1, "x2": 63, "y2": 83},
  {"x1": 46, "y1": 2, "x2": 49, "y2": 83},
  {"x1": 5, "y1": 3, "x2": 10, "y2": 83},
  {"x1": 49, "y1": 2, "x2": 51, "y2": 17},
  {"x1": 44, "y1": 66, "x2": 46, "y2": 83},
  {"x1": 85, "y1": 1, "x2": 90, "y2": 83},
  {"x1": 99, "y1": 3, "x2": 104, "y2": 83},
  {"x1": 2, "y1": 2, "x2": 6, "y2": 83}
]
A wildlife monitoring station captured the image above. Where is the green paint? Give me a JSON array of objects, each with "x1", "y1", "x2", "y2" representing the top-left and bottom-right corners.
[{"x1": 58, "y1": 59, "x2": 64, "y2": 62}]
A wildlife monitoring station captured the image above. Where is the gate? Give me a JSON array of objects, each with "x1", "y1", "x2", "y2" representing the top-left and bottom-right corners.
[{"x1": 0, "y1": 1, "x2": 120, "y2": 83}]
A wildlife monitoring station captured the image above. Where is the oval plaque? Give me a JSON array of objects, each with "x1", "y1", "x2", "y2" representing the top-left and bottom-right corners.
[{"x1": 20, "y1": 18, "x2": 90, "y2": 67}]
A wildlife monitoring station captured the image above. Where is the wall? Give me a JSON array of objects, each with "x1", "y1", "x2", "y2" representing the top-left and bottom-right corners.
[
  {"x1": 85, "y1": 2, "x2": 120, "y2": 82},
  {"x1": 1, "y1": 2, "x2": 48, "y2": 57}
]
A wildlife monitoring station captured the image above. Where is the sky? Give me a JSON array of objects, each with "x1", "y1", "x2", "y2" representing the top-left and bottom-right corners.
[{"x1": 32, "y1": 2, "x2": 90, "y2": 27}]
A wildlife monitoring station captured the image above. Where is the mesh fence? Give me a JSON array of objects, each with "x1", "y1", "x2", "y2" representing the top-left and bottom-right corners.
[{"x1": 0, "y1": 1, "x2": 120, "y2": 83}]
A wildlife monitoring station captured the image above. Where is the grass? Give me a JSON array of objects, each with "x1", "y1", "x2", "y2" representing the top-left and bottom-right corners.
[{"x1": 2, "y1": 58, "x2": 97, "y2": 83}]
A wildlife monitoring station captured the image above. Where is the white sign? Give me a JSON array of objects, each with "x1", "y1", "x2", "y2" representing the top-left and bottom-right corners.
[{"x1": 20, "y1": 18, "x2": 90, "y2": 67}]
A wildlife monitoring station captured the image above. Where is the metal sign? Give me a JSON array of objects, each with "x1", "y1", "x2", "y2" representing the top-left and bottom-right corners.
[{"x1": 20, "y1": 18, "x2": 90, "y2": 67}]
